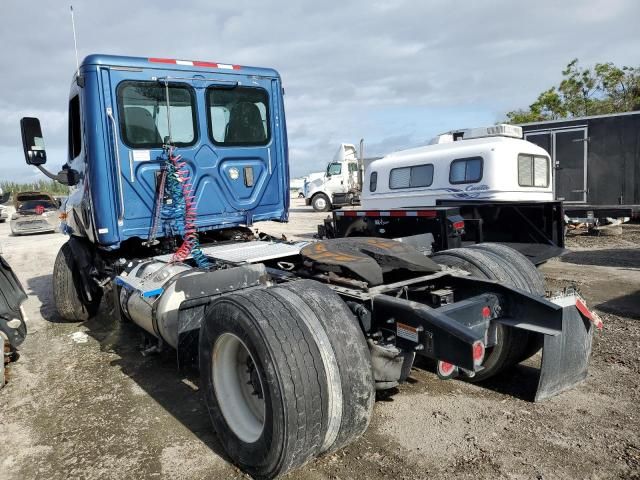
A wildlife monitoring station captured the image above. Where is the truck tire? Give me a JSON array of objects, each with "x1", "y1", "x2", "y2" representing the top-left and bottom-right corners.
[
  {"x1": 53, "y1": 242, "x2": 100, "y2": 322},
  {"x1": 200, "y1": 284, "x2": 372, "y2": 479},
  {"x1": 467, "y1": 243, "x2": 546, "y2": 361},
  {"x1": 311, "y1": 193, "x2": 331, "y2": 212},
  {"x1": 432, "y1": 247, "x2": 532, "y2": 382},
  {"x1": 467, "y1": 243, "x2": 545, "y2": 295},
  {"x1": 268, "y1": 280, "x2": 375, "y2": 454}
]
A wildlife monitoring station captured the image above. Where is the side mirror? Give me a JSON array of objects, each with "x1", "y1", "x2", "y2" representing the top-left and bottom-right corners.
[{"x1": 20, "y1": 117, "x2": 47, "y2": 165}]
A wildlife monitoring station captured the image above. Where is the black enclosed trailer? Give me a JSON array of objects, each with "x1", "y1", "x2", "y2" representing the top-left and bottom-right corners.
[{"x1": 520, "y1": 111, "x2": 640, "y2": 219}]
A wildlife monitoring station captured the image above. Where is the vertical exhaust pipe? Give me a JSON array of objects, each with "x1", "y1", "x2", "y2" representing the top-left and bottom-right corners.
[{"x1": 358, "y1": 138, "x2": 364, "y2": 193}]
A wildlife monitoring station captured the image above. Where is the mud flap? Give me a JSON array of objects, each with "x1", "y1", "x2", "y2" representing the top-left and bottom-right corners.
[{"x1": 534, "y1": 294, "x2": 597, "y2": 401}]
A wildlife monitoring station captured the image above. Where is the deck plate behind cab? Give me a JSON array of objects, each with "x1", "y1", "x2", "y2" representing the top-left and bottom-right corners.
[{"x1": 301, "y1": 237, "x2": 441, "y2": 286}]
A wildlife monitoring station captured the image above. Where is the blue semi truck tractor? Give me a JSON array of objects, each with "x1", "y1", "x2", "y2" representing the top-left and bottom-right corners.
[{"x1": 19, "y1": 54, "x2": 602, "y2": 479}]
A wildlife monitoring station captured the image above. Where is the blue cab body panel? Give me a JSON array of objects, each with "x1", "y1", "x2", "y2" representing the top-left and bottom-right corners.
[{"x1": 66, "y1": 54, "x2": 289, "y2": 250}]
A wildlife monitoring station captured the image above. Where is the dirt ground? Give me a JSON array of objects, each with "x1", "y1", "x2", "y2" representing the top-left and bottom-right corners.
[{"x1": 1, "y1": 200, "x2": 638, "y2": 480}]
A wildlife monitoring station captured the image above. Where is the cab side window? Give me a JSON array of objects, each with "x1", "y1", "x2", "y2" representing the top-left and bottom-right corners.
[
  {"x1": 389, "y1": 164, "x2": 434, "y2": 189},
  {"x1": 327, "y1": 163, "x2": 342, "y2": 175},
  {"x1": 449, "y1": 157, "x2": 483, "y2": 184},
  {"x1": 369, "y1": 172, "x2": 378, "y2": 192},
  {"x1": 518, "y1": 154, "x2": 549, "y2": 187},
  {"x1": 68, "y1": 95, "x2": 82, "y2": 160}
]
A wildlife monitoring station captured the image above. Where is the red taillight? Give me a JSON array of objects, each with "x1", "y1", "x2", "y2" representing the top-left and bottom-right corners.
[
  {"x1": 453, "y1": 220, "x2": 465, "y2": 230},
  {"x1": 482, "y1": 306, "x2": 491, "y2": 318},
  {"x1": 472, "y1": 341, "x2": 485, "y2": 366},
  {"x1": 437, "y1": 360, "x2": 458, "y2": 379}
]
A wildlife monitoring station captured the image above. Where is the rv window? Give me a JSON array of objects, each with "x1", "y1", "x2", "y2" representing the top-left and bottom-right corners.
[
  {"x1": 518, "y1": 154, "x2": 549, "y2": 187},
  {"x1": 68, "y1": 95, "x2": 82, "y2": 159},
  {"x1": 389, "y1": 164, "x2": 434, "y2": 189},
  {"x1": 370, "y1": 172, "x2": 377, "y2": 192},
  {"x1": 207, "y1": 87, "x2": 269, "y2": 146},
  {"x1": 327, "y1": 163, "x2": 342, "y2": 176},
  {"x1": 117, "y1": 81, "x2": 197, "y2": 148},
  {"x1": 449, "y1": 157, "x2": 483, "y2": 184}
]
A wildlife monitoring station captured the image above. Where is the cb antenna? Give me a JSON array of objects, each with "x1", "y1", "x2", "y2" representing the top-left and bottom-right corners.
[{"x1": 70, "y1": 5, "x2": 80, "y2": 76}]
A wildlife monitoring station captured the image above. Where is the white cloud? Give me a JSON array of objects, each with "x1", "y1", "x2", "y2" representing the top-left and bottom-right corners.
[{"x1": 0, "y1": 0, "x2": 639, "y2": 179}]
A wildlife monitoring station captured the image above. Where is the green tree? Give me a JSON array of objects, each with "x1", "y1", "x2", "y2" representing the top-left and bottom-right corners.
[
  {"x1": 0, "y1": 179, "x2": 70, "y2": 197},
  {"x1": 505, "y1": 59, "x2": 640, "y2": 123}
]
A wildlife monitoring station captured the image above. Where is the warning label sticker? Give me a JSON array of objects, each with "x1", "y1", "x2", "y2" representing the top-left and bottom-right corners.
[{"x1": 396, "y1": 322, "x2": 419, "y2": 343}]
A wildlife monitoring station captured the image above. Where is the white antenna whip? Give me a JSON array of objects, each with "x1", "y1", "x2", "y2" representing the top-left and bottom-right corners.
[{"x1": 70, "y1": 6, "x2": 80, "y2": 75}]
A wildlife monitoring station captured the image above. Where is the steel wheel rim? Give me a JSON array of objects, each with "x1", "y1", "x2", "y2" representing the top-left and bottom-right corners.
[
  {"x1": 212, "y1": 333, "x2": 266, "y2": 443},
  {"x1": 315, "y1": 197, "x2": 326, "y2": 209}
]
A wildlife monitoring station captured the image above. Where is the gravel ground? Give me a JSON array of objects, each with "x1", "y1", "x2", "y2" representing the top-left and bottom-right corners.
[{"x1": 1, "y1": 200, "x2": 638, "y2": 480}]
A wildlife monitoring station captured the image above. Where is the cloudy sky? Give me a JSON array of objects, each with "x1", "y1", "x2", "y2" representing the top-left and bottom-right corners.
[{"x1": 1, "y1": 0, "x2": 639, "y2": 181}]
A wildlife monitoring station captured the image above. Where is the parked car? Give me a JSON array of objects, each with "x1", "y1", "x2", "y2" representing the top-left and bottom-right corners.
[
  {"x1": 10, "y1": 192, "x2": 59, "y2": 235},
  {"x1": 0, "y1": 187, "x2": 9, "y2": 222}
]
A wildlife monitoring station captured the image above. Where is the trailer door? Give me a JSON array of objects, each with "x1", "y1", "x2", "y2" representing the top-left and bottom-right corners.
[
  {"x1": 554, "y1": 128, "x2": 588, "y2": 203},
  {"x1": 525, "y1": 128, "x2": 588, "y2": 203}
]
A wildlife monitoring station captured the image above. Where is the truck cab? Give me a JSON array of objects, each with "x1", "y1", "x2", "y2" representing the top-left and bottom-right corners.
[
  {"x1": 21, "y1": 54, "x2": 289, "y2": 251},
  {"x1": 304, "y1": 143, "x2": 360, "y2": 211}
]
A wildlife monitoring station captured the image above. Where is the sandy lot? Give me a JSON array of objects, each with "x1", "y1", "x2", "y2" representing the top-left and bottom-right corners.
[{"x1": 1, "y1": 200, "x2": 639, "y2": 480}]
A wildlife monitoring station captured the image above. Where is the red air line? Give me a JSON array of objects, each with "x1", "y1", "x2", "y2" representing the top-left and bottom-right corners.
[{"x1": 168, "y1": 150, "x2": 199, "y2": 264}]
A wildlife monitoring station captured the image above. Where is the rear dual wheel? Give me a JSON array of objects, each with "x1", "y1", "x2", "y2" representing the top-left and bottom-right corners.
[
  {"x1": 199, "y1": 280, "x2": 374, "y2": 479},
  {"x1": 432, "y1": 243, "x2": 545, "y2": 382}
]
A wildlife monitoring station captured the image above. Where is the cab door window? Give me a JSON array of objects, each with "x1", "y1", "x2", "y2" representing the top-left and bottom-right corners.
[
  {"x1": 327, "y1": 163, "x2": 342, "y2": 176},
  {"x1": 68, "y1": 95, "x2": 82, "y2": 160}
]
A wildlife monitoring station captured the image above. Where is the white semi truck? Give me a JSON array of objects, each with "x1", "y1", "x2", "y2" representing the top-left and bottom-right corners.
[{"x1": 304, "y1": 142, "x2": 362, "y2": 211}]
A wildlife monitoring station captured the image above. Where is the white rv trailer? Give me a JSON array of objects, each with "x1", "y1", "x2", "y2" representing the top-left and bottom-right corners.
[{"x1": 362, "y1": 125, "x2": 553, "y2": 210}]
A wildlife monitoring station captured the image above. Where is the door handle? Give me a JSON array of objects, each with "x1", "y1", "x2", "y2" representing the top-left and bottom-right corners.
[{"x1": 106, "y1": 107, "x2": 125, "y2": 225}]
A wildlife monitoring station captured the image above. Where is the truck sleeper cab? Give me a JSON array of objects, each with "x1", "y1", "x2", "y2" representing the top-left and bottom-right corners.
[
  {"x1": 362, "y1": 125, "x2": 552, "y2": 209},
  {"x1": 19, "y1": 58, "x2": 600, "y2": 480}
]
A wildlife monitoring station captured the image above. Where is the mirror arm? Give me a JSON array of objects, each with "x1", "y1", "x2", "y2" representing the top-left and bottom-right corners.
[{"x1": 35, "y1": 165, "x2": 70, "y2": 185}]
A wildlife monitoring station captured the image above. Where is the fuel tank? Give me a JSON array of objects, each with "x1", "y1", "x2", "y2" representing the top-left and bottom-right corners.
[{"x1": 117, "y1": 259, "x2": 270, "y2": 349}]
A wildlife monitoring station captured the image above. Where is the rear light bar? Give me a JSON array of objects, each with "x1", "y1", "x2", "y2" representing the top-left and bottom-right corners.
[{"x1": 335, "y1": 210, "x2": 437, "y2": 218}]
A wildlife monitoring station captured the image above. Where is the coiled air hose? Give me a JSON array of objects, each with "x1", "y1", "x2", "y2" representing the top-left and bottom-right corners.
[{"x1": 162, "y1": 148, "x2": 210, "y2": 268}]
